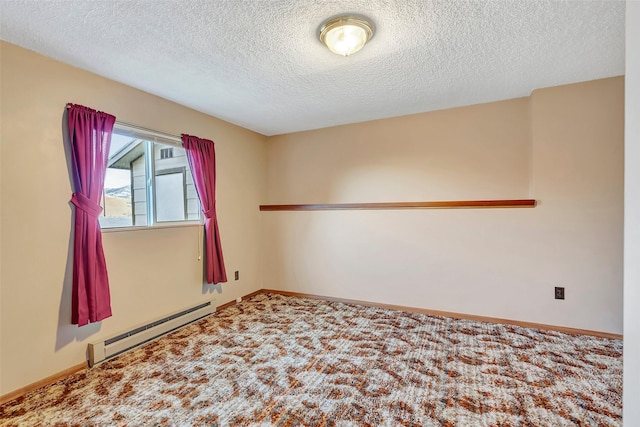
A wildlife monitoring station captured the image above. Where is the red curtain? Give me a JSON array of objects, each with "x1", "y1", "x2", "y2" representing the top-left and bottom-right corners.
[
  {"x1": 182, "y1": 134, "x2": 227, "y2": 284},
  {"x1": 67, "y1": 104, "x2": 115, "y2": 326}
]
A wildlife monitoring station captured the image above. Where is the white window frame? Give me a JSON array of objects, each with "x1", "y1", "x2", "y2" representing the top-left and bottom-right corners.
[{"x1": 101, "y1": 122, "x2": 202, "y2": 232}]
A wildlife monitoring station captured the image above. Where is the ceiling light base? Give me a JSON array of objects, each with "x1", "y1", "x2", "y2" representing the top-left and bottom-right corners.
[{"x1": 319, "y1": 15, "x2": 375, "y2": 56}]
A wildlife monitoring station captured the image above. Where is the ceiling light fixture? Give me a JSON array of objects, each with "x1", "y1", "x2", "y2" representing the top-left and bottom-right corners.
[{"x1": 319, "y1": 15, "x2": 375, "y2": 56}]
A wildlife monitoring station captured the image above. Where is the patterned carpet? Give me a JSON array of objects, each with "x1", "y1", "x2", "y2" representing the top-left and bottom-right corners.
[{"x1": 0, "y1": 293, "x2": 622, "y2": 426}]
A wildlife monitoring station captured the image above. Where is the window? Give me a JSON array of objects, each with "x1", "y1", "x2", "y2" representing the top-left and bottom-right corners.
[
  {"x1": 160, "y1": 147, "x2": 173, "y2": 159},
  {"x1": 155, "y1": 168, "x2": 186, "y2": 222},
  {"x1": 100, "y1": 124, "x2": 200, "y2": 229}
]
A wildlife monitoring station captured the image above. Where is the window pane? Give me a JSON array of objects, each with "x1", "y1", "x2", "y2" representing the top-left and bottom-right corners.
[
  {"x1": 99, "y1": 133, "x2": 148, "y2": 228},
  {"x1": 156, "y1": 172, "x2": 185, "y2": 221},
  {"x1": 154, "y1": 143, "x2": 200, "y2": 222}
]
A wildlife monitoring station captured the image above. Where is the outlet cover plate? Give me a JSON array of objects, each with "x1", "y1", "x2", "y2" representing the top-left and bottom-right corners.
[{"x1": 555, "y1": 286, "x2": 565, "y2": 300}]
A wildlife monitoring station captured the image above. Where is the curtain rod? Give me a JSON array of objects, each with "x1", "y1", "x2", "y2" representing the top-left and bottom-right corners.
[
  {"x1": 65, "y1": 103, "x2": 182, "y2": 141},
  {"x1": 114, "y1": 120, "x2": 182, "y2": 141}
]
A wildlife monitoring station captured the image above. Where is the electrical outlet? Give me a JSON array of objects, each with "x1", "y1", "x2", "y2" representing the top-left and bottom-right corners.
[
  {"x1": 555, "y1": 286, "x2": 565, "y2": 300},
  {"x1": 234, "y1": 271, "x2": 239, "y2": 281},
  {"x1": 236, "y1": 297, "x2": 242, "y2": 303}
]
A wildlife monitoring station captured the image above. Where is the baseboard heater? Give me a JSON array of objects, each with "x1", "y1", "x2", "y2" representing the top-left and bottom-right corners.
[{"x1": 88, "y1": 299, "x2": 216, "y2": 367}]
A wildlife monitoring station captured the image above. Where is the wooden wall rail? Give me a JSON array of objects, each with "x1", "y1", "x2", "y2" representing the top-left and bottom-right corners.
[{"x1": 260, "y1": 199, "x2": 537, "y2": 211}]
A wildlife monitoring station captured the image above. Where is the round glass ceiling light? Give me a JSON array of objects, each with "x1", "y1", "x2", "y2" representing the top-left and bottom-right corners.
[{"x1": 319, "y1": 15, "x2": 375, "y2": 56}]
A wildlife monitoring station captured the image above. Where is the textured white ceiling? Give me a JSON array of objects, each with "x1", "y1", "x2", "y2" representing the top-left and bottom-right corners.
[{"x1": 0, "y1": 0, "x2": 625, "y2": 136}]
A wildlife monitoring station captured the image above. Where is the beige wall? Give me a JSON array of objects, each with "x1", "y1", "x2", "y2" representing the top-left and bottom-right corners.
[
  {"x1": 0, "y1": 42, "x2": 268, "y2": 395},
  {"x1": 624, "y1": 2, "x2": 640, "y2": 425},
  {"x1": 263, "y1": 77, "x2": 623, "y2": 334},
  {"x1": 267, "y1": 98, "x2": 531, "y2": 203}
]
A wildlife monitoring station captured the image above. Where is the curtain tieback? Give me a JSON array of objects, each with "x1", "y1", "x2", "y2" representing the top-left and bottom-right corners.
[
  {"x1": 71, "y1": 192, "x2": 103, "y2": 219},
  {"x1": 202, "y1": 207, "x2": 216, "y2": 219}
]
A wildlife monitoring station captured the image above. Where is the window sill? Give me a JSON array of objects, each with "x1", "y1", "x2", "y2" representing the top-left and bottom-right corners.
[{"x1": 100, "y1": 221, "x2": 203, "y2": 234}]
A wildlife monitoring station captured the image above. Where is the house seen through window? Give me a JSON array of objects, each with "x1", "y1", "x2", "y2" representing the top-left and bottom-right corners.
[{"x1": 100, "y1": 126, "x2": 201, "y2": 229}]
